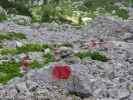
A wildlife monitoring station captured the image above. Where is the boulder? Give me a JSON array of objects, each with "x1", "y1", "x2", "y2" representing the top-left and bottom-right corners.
[
  {"x1": 54, "y1": 47, "x2": 73, "y2": 61},
  {"x1": 6, "y1": 85, "x2": 18, "y2": 99},
  {"x1": 15, "y1": 82, "x2": 30, "y2": 94},
  {"x1": 26, "y1": 80, "x2": 38, "y2": 92},
  {"x1": 66, "y1": 64, "x2": 93, "y2": 98},
  {"x1": 118, "y1": 88, "x2": 130, "y2": 99}
]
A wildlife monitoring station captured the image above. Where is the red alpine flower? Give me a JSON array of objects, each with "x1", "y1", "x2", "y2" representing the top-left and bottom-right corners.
[{"x1": 52, "y1": 64, "x2": 71, "y2": 80}]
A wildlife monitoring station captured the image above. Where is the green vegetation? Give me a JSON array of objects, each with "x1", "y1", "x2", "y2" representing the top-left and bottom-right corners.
[
  {"x1": 0, "y1": 62, "x2": 23, "y2": 84},
  {"x1": 0, "y1": 0, "x2": 132, "y2": 24},
  {"x1": 0, "y1": 48, "x2": 17, "y2": 55},
  {"x1": 75, "y1": 51, "x2": 92, "y2": 59},
  {"x1": 32, "y1": 1, "x2": 81, "y2": 24},
  {"x1": 122, "y1": 0, "x2": 133, "y2": 7},
  {"x1": 31, "y1": 0, "x2": 130, "y2": 24},
  {"x1": 0, "y1": 44, "x2": 3, "y2": 48},
  {"x1": 75, "y1": 51, "x2": 108, "y2": 62},
  {"x1": 0, "y1": 61, "x2": 42, "y2": 84},
  {"x1": 29, "y1": 60, "x2": 43, "y2": 69},
  {"x1": 16, "y1": 43, "x2": 51, "y2": 53},
  {"x1": 114, "y1": 8, "x2": 129, "y2": 19},
  {"x1": 0, "y1": 43, "x2": 52, "y2": 56},
  {"x1": 43, "y1": 52, "x2": 54, "y2": 64},
  {"x1": 0, "y1": 32, "x2": 27, "y2": 40},
  {"x1": 0, "y1": 0, "x2": 32, "y2": 16},
  {"x1": 53, "y1": 43, "x2": 73, "y2": 48},
  {"x1": 0, "y1": 15, "x2": 7, "y2": 22},
  {"x1": 90, "y1": 51, "x2": 109, "y2": 62}
]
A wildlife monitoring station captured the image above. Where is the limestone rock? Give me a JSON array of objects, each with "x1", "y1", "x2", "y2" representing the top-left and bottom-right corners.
[{"x1": 9, "y1": 15, "x2": 31, "y2": 25}]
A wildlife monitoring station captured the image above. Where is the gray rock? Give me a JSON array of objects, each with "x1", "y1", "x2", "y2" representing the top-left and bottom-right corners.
[
  {"x1": 129, "y1": 93, "x2": 133, "y2": 100},
  {"x1": 9, "y1": 15, "x2": 31, "y2": 25},
  {"x1": 99, "y1": 99, "x2": 119, "y2": 100},
  {"x1": 54, "y1": 47, "x2": 73, "y2": 61},
  {"x1": 8, "y1": 77, "x2": 24, "y2": 84},
  {"x1": 0, "y1": 6, "x2": 7, "y2": 16},
  {"x1": 66, "y1": 64, "x2": 93, "y2": 98},
  {"x1": 0, "y1": 86, "x2": 7, "y2": 98},
  {"x1": 63, "y1": 57, "x2": 81, "y2": 64},
  {"x1": 6, "y1": 85, "x2": 18, "y2": 99},
  {"x1": 60, "y1": 47, "x2": 73, "y2": 58},
  {"x1": 2, "y1": 40, "x2": 23, "y2": 48},
  {"x1": 26, "y1": 80, "x2": 38, "y2": 92},
  {"x1": 32, "y1": 0, "x2": 44, "y2": 6},
  {"x1": 118, "y1": 87, "x2": 130, "y2": 99},
  {"x1": 82, "y1": 16, "x2": 124, "y2": 39},
  {"x1": 28, "y1": 52, "x2": 44, "y2": 64},
  {"x1": 128, "y1": 83, "x2": 133, "y2": 93},
  {"x1": 123, "y1": 32, "x2": 133, "y2": 42},
  {"x1": 15, "y1": 82, "x2": 30, "y2": 94}
]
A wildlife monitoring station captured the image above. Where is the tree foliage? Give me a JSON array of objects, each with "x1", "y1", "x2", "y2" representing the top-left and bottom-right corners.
[
  {"x1": 0, "y1": 0, "x2": 32, "y2": 16},
  {"x1": 0, "y1": 0, "x2": 132, "y2": 23}
]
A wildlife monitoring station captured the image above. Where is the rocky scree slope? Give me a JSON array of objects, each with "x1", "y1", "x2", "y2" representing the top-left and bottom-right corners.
[{"x1": 0, "y1": 16, "x2": 133, "y2": 100}]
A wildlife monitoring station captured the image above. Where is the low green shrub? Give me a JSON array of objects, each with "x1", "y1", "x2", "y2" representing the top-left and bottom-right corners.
[
  {"x1": 30, "y1": 60, "x2": 42, "y2": 69},
  {"x1": 75, "y1": 51, "x2": 92, "y2": 59},
  {"x1": 0, "y1": 62, "x2": 23, "y2": 84},
  {"x1": 0, "y1": 44, "x2": 3, "y2": 48},
  {"x1": 0, "y1": 32, "x2": 27, "y2": 40},
  {"x1": 90, "y1": 51, "x2": 109, "y2": 62},
  {"x1": 75, "y1": 51, "x2": 108, "y2": 62},
  {"x1": 17, "y1": 43, "x2": 51, "y2": 53},
  {"x1": 0, "y1": 48, "x2": 17, "y2": 55},
  {"x1": 43, "y1": 52, "x2": 54, "y2": 64},
  {"x1": 0, "y1": 15, "x2": 7, "y2": 22},
  {"x1": 114, "y1": 8, "x2": 129, "y2": 20},
  {"x1": 0, "y1": 43, "x2": 52, "y2": 56},
  {"x1": 0, "y1": 60, "x2": 43, "y2": 84}
]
